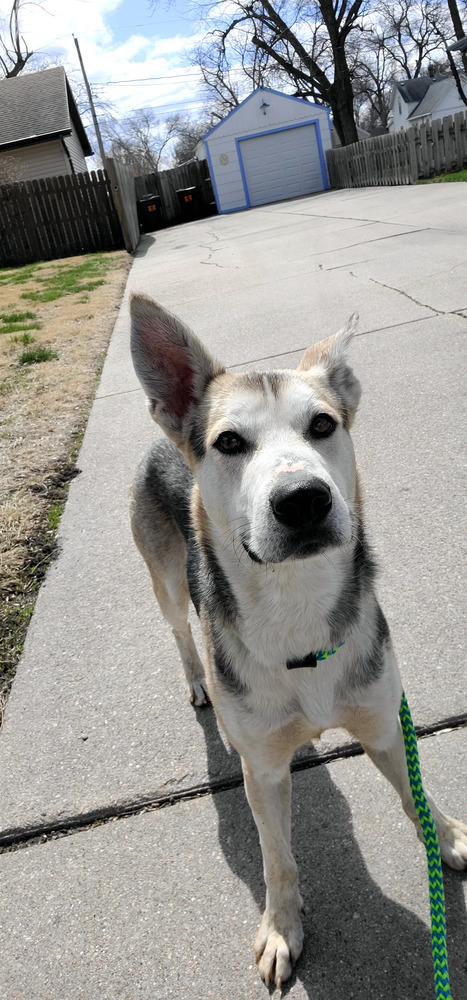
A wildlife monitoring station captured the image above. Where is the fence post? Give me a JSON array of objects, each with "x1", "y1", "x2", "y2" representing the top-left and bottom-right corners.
[
  {"x1": 406, "y1": 127, "x2": 418, "y2": 183},
  {"x1": 105, "y1": 157, "x2": 140, "y2": 253}
]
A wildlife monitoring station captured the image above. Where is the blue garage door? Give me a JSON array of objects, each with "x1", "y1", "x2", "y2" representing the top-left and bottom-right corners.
[{"x1": 239, "y1": 124, "x2": 324, "y2": 207}]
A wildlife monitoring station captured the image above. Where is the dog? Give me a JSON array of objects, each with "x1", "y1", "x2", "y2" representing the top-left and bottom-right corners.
[{"x1": 129, "y1": 293, "x2": 467, "y2": 988}]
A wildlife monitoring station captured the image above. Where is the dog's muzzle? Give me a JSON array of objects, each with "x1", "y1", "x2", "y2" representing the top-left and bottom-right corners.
[
  {"x1": 270, "y1": 480, "x2": 332, "y2": 531},
  {"x1": 243, "y1": 477, "x2": 342, "y2": 564}
]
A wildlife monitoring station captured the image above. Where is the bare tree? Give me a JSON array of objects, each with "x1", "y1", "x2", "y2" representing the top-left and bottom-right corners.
[
  {"x1": 190, "y1": 1, "x2": 369, "y2": 146},
  {"x1": 100, "y1": 109, "x2": 189, "y2": 174},
  {"x1": 429, "y1": 0, "x2": 467, "y2": 105},
  {"x1": 193, "y1": 18, "x2": 286, "y2": 122},
  {"x1": 351, "y1": 1, "x2": 467, "y2": 132},
  {"x1": 373, "y1": 0, "x2": 448, "y2": 79},
  {"x1": 0, "y1": 152, "x2": 18, "y2": 183},
  {"x1": 171, "y1": 119, "x2": 212, "y2": 164},
  {"x1": 0, "y1": 0, "x2": 34, "y2": 77},
  {"x1": 351, "y1": 27, "x2": 394, "y2": 133},
  {"x1": 447, "y1": 0, "x2": 467, "y2": 73}
]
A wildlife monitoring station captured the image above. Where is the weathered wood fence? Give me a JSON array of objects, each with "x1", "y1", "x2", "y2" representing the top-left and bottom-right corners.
[
  {"x1": 0, "y1": 169, "x2": 125, "y2": 267},
  {"x1": 0, "y1": 158, "x2": 217, "y2": 267},
  {"x1": 135, "y1": 159, "x2": 216, "y2": 225},
  {"x1": 326, "y1": 110, "x2": 467, "y2": 189},
  {"x1": 106, "y1": 157, "x2": 140, "y2": 254}
]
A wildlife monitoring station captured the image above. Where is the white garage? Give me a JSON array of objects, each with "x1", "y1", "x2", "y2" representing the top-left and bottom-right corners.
[{"x1": 196, "y1": 87, "x2": 332, "y2": 215}]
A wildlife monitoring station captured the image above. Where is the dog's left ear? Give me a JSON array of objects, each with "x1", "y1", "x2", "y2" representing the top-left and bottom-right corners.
[
  {"x1": 297, "y1": 313, "x2": 361, "y2": 427},
  {"x1": 130, "y1": 294, "x2": 224, "y2": 443}
]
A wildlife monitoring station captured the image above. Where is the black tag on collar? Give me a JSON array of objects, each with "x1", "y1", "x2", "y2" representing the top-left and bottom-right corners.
[{"x1": 286, "y1": 652, "x2": 318, "y2": 670}]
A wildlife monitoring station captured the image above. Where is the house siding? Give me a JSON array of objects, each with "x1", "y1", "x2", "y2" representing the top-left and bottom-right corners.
[
  {"x1": 199, "y1": 90, "x2": 332, "y2": 213},
  {"x1": 410, "y1": 85, "x2": 467, "y2": 124},
  {"x1": 63, "y1": 121, "x2": 89, "y2": 173},
  {"x1": 0, "y1": 138, "x2": 70, "y2": 183},
  {"x1": 390, "y1": 100, "x2": 418, "y2": 132}
]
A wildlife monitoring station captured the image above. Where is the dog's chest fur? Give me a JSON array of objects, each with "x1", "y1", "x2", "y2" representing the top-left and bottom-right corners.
[{"x1": 209, "y1": 533, "x2": 349, "y2": 666}]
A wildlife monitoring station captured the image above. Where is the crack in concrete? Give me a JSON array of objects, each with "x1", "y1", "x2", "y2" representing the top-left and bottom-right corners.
[
  {"x1": 365, "y1": 276, "x2": 440, "y2": 315},
  {"x1": 199, "y1": 230, "x2": 242, "y2": 269},
  {"x1": 1, "y1": 714, "x2": 465, "y2": 855},
  {"x1": 363, "y1": 276, "x2": 467, "y2": 322}
]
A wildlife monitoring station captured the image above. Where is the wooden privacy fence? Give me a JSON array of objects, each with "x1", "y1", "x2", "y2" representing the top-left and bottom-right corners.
[
  {"x1": 0, "y1": 169, "x2": 125, "y2": 267},
  {"x1": 326, "y1": 110, "x2": 467, "y2": 189},
  {"x1": 0, "y1": 158, "x2": 217, "y2": 268},
  {"x1": 135, "y1": 159, "x2": 216, "y2": 226},
  {"x1": 105, "y1": 157, "x2": 140, "y2": 254}
]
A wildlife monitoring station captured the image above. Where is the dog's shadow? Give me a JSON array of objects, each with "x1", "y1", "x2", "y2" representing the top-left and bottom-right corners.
[{"x1": 195, "y1": 707, "x2": 466, "y2": 998}]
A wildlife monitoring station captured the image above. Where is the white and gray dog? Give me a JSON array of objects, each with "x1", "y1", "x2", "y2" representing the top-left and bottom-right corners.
[{"x1": 129, "y1": 293, "x2": 467, "y2": 988}]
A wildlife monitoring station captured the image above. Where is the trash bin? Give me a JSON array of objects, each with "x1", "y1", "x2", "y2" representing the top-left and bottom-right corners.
[
  {"x1": 137, "y1": 194, "x2": 164, "y2": 233},
  {"x1": 176, "y1": 185, "x2": 203, "y2": 221}
]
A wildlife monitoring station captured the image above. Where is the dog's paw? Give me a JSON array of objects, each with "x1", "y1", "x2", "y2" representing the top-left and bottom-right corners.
[
  {"x1": 189, "y1": 677, "x2": 210, "y2": 707},
  {"x1": 254, "y1": 909, "x2": 304, "y2": 988},
  {"x1": 436, "y1": 814, "x2": 467, "y2": 870}
]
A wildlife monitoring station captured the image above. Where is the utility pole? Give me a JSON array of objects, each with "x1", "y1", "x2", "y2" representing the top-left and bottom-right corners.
[{"x1": 73, "y1": 35, "x2": 106, "y2": 165}]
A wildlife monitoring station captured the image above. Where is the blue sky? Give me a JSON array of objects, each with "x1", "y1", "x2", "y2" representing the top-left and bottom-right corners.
[{"x1": 0, "y1": 0, "x2": 209, "y2": 124}]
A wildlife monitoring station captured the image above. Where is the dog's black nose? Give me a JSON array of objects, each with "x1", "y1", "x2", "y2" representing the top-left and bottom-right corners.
[{"x1": 270, "y1": 481, "x2": 332, "y2": 530}]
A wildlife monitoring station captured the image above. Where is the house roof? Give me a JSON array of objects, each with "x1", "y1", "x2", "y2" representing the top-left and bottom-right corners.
[
  {"x1": 0, "y1": 67, "x2": 92, "y2": 155},
  {"x1": 407, "y1": 75, "x2": 466, "y2": 120},
  {"x1": 394, "y1": 77, "x2": 433, "y2": 105},
  {"x1": 201, "y1": 87, "x2": 327, "y2": 142}
]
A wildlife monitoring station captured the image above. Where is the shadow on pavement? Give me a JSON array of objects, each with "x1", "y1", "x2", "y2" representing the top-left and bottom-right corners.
[
  {"x1": 134, "y1": 235, "x2": 156, "y2": 257},
  {"x1": 195, "y1": 706, "x2": 467, "y2": 999}
]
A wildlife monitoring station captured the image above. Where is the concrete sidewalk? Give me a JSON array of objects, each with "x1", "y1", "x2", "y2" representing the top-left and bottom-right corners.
[{"x1": 0, "y1": 186, "x2": 466, "y2": 999}]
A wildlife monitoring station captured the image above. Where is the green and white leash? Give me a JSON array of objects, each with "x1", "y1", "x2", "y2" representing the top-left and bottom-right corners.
[{"x1": 399, "y1": 692, "x2": 451, "y2": 999}]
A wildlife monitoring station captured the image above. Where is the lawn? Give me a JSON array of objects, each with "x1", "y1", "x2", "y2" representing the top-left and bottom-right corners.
[
  {"x1": 0, "y1": 251, "x2": 131, "y2": 709},
  {"x1": 417, "y1": 169, "x2": 467, "y2": 183}
]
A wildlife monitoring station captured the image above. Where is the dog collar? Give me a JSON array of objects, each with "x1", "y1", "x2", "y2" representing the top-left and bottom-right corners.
[{"x1": 286, "y1": 642, "x2": 344, "y2": 670}]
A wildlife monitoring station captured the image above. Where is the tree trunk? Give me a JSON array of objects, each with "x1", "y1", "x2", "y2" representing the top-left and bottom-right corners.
[
  {"x1": 447, "y1": 0, "x2": 467, "y2": 75},
  {"x1": 330, "y1": 46, "x2": 360, "y2": 145}
]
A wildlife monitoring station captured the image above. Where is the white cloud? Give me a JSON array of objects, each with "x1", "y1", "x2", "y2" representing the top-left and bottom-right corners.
[{"x1": 0, "y1": 0, "x2": 206, "y2": 122}]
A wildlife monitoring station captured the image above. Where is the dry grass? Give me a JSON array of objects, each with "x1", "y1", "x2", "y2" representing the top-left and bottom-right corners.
[{"x1": 0, "y1": 251, "x2": 131, "y2": 705}]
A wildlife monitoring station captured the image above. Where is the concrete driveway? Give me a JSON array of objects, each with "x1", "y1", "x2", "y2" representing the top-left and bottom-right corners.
[{"x1": 0, "y1": 186, "x2": 466, "y2": 999}]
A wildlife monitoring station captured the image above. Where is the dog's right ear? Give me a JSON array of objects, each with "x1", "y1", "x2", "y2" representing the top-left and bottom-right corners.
[
  {"x1": 130, "y1": 294, "x2": 224, "y2": 442},
  {"x1": 297, "y1": 314, "x2": 361, "y2": 427}
]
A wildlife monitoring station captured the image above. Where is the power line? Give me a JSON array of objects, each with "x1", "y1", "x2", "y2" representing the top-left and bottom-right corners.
[
  {"x1": 94, "y1": 100, "x2": 206, "y2": 122},
  {"x1": 94, "y1": 72, "x2": 201, "y2": 85}
]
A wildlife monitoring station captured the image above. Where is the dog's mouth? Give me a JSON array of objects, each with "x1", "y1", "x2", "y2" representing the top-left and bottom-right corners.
[
  {"x1": 242, "y1": 542, "x2": 264, "y2": 564},
  {"x1": 242, "y1": 535, "x2": 334, "y2": 565}
]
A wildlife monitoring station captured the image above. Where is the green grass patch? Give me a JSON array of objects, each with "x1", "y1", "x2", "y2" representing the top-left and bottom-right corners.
[
  {"x1": 1, "y1": 253, "x2": 116, "y2": 303},
  {"x1": 417, "y1": 169, "x2": 467, "y2": 184},
  {"x1": 20, "y1": 256, "x2": 113, "y2": 302},
  {"x1": 0, "y1": 263, "x2": 41, "y2": 286},
  {"x1": 1, "y1": 321, "x2": 42, "y2": 336},
  {"x1": 11, "y1": 333, "x2": 36, "y2": 346},
  {"x1": 18, "y1": 347, "x2": 58, "y2": 365},
  {"x1": 1, "y1": 310, "x2": 36, "y2": 323},
  {"x1": 0, "y1": 309, "x2": 42, "y2": 336},
  {"x1": 47, "y1": 502, "x2": 64, "y2": 532},
  {"x1": 10, "y1": 332, "x2": 36, "y2": 345}
]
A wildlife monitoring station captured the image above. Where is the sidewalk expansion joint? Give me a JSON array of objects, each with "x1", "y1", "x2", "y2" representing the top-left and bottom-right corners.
[
  {"x1": 228, "y1": 315, "x2": 437, "y2": 370},
  {"x1": 1, "y1": 714, "x2": 464, "y2": 855}
]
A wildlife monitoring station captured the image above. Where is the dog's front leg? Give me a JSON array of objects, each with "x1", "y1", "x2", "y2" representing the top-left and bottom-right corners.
[
  {"x1": 241, "y1": 755, "x2": 304, "y2": 987},
  {"x1": 352, "y1": 713, "x2": 467, "y2": 870}
]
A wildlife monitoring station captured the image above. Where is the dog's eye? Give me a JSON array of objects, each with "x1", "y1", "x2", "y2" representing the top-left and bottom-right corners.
[
  {"x1": 310, "y1": 413, "x2": 337, "y2": 438},
  {"x1": 214, "y1": 431, "x2": 246, "y2": 455}
]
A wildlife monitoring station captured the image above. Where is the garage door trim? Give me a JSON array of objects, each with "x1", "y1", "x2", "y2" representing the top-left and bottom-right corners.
[{"x1": 236, "y1": 118, "x2": 329, "y2": 209}]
